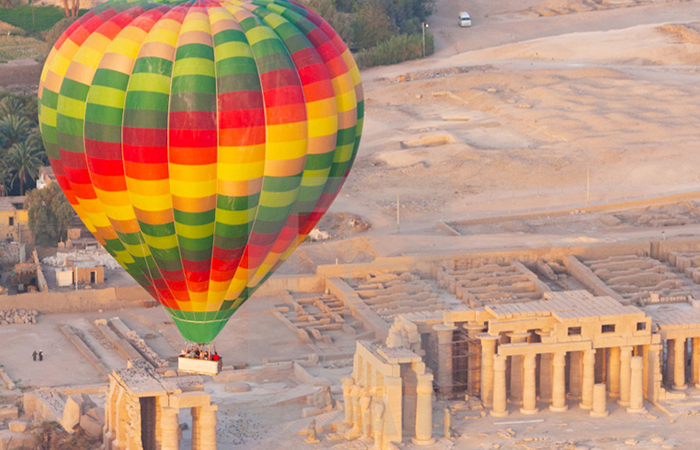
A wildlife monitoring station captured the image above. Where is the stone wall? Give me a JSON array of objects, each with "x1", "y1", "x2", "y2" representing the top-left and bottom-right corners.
[{"x1": 0, "y1": 286, "x2": 148, "y2": 314}]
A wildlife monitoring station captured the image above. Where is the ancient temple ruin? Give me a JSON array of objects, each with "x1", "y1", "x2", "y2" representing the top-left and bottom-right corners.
[{"x1": 103, "y1": 364, "x2": 216, "y2": 450}]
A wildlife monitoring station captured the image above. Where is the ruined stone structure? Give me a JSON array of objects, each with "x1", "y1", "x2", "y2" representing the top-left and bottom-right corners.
[
  {"x1": 341, "y1": 242, "x2": 700, "y2": 444},
  {"x1": 103, "y1": 365, "x2": 216, "y2": 450},
  {"x1": 344, "y1": 341, "x2": 434, "y2": 447},
  {"x1": 426, "y1": 288, "x2": 700, "y2": 414}
]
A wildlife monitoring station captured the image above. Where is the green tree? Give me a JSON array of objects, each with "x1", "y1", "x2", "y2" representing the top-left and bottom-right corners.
[
  {"x1": 0, "y1": 114, "x2": 31, "y2": 148},
  {"x1": 384, "y1": 0, "x2": 435, "y2": 34},
  {"x1": 7, "y1": 139, "x2": 42, "y2": 195},
  {"x1": 0, "y1": 162, "x2": 11, "y2": 197},
  {"x1": 26, "y1": 184, "x2": 73, "y2": 246},
  {"x1": 0, "y1": 96, "x2": 24, "y2": 118},
  {"x1": 352, "y1": 0, "x2": 396, "y2": 51}
]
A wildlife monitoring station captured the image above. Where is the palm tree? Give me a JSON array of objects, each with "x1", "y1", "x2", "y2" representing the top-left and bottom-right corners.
[
  {"x1": 0, "y1": 97, "x2": 24, "y2": 119},
  {"x1": 0, "y1": 163, "x2": 11, "y2": 197},
  {"x1": 6, "y1": 141, "x2": 42, "y2": 195},
  {"x1": 0, "y1": 114, "x2": 31, "y2": 148},
  {"x1": 25, "y1": 131, "x2": 47, "y2": 164},
  {"x1": 0, "y1": 155, "x2": 12, "y2": 197}
]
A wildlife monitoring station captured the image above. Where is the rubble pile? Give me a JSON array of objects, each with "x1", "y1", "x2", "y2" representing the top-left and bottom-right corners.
[
  {"x1": 0, "y1": 309, "x2": 38, "y2": 325},
  {"x1": 42, "y1": 249, "x2": 121, "y2": 269},
  {"x1": 125, "y1": 331, "x2": 169, "y2": 368}
]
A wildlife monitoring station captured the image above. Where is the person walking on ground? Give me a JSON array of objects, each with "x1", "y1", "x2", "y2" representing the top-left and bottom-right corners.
[
  {"x1": 32, "y1": 350, "x2": 37, "y2": 361},
  {"x1": 38, "y1": 350, "x2": 43, "y2": 362}
]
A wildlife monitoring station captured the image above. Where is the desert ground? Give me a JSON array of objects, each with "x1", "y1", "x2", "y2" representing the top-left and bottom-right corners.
[
  {"x1": 338, "y1": 0, "x2": 700, "y2": 235},
  {"x1": 3, "y1": 0, "x2": 700, "y2": 449}
]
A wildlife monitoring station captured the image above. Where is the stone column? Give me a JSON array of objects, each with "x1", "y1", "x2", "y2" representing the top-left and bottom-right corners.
[
  {"x1": 673, "y1": 338, "x2": 687, "y2": 390},
  {"x1": 465, "y1": 322, "x2": 485, "y2": 339},
  {"x1": 342, "y1": 378, "x2": 355, "y2": 425},
  {"x1": 627, "y1": 356, "x2": 646, "y2": 414},
  {"x1": 434, "y1": 324, "x2": 457, "y2": 397},
  {"x1": 608, "y1": 347, "x2": 620, "y2": 398},
  {"x1": 618, "y1": 346, "x2": 632, "y2": 406},
  {"x1": 412, "y1": 374, "x2": 435, "y2": 445},
  {"x1": 160, "y1": 407, "x2": 180, "y2": 450},
  {"x1": 589, "y1": 384, "x2": 609, "y2": 418},
  {"x1": 125, "y1": 396, "x2": 141, "y2": 450},
  {"x1": 350, "y1": 385, "x2": 362, "y2": 438},
  {"x1": 465, "y1": 322, "x2": 486, "y2": 395},
  {"x1": 520, "y1": 353, "x2": 538, "y2": 415},
  {"x1": 479, "y1": 334, "x2": 498, "y2": 406},
  {"x1": 199, "y1": 405, "x2": 217, "y2": 450},
  {"x1": 550, "y1": 351, "x2": 567, "y2": 412},
  {"x1": 191, "y1": 406, "x2": 201, "y2": 450},
  {"x1": 647, "y1": 343, "x2": 663, "y2": 401},
  {"x1": 103, "y1": 379, "x2": 116, "y2": 450},
  {"x1": 579, "y1": 349, "x2": 595, "y2": 409},
  {"x1": 114, "y1": 388, "x2": 126, "y2": 450},
  {"x1": 491, "y1": 354, "x2": 509, "y2": 417},
  {"x1": 383, "y1": 377, "x2": 402, "y2": 444},
  {"x1": 507, "y1": 332, "x2": 530, "y2": 405},
  {"x1": 693, "y1": 337, "x2": 700, "y2": 388}
]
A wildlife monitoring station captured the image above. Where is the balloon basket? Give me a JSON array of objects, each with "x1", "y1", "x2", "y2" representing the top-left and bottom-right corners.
[{"x1": 178, "y1": 356, "x2": 223, "y2": 376}]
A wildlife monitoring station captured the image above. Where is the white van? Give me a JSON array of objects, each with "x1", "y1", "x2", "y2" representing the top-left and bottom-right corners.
[{"x1": 459, "y1": 11, "x2": 472, "y2": 27}]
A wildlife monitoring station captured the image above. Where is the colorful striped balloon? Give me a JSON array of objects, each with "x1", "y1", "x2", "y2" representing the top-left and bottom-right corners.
[{"x1": 38, "y1": 0, "x2": 363, "y2": 343}]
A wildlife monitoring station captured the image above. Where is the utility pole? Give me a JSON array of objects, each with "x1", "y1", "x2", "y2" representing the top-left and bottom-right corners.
[
  {"x1": 397, "y1": 191, "x2": 400, "y2": 234},
  {"x1": 422, "y1": 23, "x2": 429, "y2": 58},
  {"x1": 586, "y1": 168, "x2": 590, "y2": 207}
]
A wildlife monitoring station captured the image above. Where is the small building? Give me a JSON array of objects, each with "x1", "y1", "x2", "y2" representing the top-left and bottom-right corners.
[
  {"x1": 36, "y1": 166, "x2": 56, "y2": 190},
  {"x1": 67, "y1": 259, "x2": 104, "y2": 286},
  {"x1": 0, "y1": 196, "x2": 28, "y2": 243},
  {"x1": 12, "y1": 263, "x2": 39, "y2": 293},
  {"x1": 55, "y1": 268, "x2": 73, "y2": 288}
]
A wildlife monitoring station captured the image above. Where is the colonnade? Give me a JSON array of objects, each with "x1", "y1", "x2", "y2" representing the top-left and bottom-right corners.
[
  {"x1": 664, "y1": 336, "x2": 700, "y2": 390},
  {"x1": 478, "y1": 338, "x2": 648, "y2": 416}
]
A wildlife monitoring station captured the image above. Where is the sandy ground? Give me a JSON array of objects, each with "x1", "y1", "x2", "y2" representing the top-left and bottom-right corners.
[{"x1": 327, "y1": 0, "x2": 700, "y2": 240}]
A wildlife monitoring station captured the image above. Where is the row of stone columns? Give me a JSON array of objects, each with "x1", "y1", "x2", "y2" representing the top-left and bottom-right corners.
[
  {"x1": 488, "y1": 347, "x2": 646, "y2": 417},
  {"x1": 665, "y1": 337, "x2": 700, "y2": 390}
]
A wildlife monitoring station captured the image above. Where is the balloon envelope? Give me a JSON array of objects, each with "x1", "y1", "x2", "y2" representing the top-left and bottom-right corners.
[{"x1": 38, "y1": 0, "x2": 363, "y2": 343}]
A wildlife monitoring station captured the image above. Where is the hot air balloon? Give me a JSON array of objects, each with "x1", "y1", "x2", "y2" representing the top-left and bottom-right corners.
[{"x1": 38, "y1": 0, "x2": 363, "y2": 346}]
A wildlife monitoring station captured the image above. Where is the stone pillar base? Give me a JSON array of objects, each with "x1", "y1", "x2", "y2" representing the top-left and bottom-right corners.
[
  {"x1": 590, "y1": 410, "x2": 609, "y2": 418},
  {"x1": 490, "y1": 410, "x2": 509, "y2": 418},
  {"x1": 578, "y1": 402, "x2": 592, "y2": 410},
  {"x1": 672, "y1": 384, "x2": 688, "y2": 391},
  {"x1": 627, "y1": 406, "x2": 647, "y2": 414},
  {"x1": 519, "y1": 407, "x2": 538, "y2": 415},
  {"x1": 412, "y1": 437, "x2": 436, "y2": 446},
  {"x1": 549, "y1": 404, "x2": 568, "y2": 412},
  {"x1": 617, "y1": 400, "x2": 630, "y2": 406}
]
